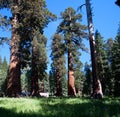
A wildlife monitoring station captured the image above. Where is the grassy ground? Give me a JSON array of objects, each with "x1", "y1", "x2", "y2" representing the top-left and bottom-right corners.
[{"x1": 0, "y1": 97, "x2": 120, "y2": 117}]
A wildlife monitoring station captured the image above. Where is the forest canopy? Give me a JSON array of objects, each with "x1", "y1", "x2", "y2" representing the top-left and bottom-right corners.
[{"x1": 0, "y1": 0, "x2": 120, "y2": 98}]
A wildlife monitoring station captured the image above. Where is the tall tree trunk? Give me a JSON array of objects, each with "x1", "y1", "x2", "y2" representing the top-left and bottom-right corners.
[
  {"x1": 31, "y1": 71, "x2": 39, "y2": 96},
  {"x1": 7, "y1": 14, "x2": 21, "y2": 97},
  {"x1": 68, "y1": 48, "x2": 76, "y2": 96},
  {"x1": 85, "y1": 0, "x2": 103, "y2": 96},
  {"x1": 56, "y1": 70, "x2": 62, "y2": 96},
  {"x1": 40, "y1": 79, "x2": 44, "y2": 92},
  {"x1": 31, "y1": 46, "x2": 39, "y2": 96}
]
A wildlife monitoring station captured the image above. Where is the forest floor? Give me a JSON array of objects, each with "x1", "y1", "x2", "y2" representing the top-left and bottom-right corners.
[{"x1": 0, "y1": 97, "x2": 120, "y2": 117}]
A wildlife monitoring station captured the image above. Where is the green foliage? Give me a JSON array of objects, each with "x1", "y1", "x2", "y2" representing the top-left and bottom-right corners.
[
  {"x1": 0, "y1": 13, "x2": 10, "y2": 45},
  {"x1": 0, "y1": 97, "x2": 120, "y2": 117},
  {"x1": 111, "y1": 34, "x2": 120, "y2": 97},
  {"x1": 61, "y1": 77, "x2": 67, "y2": 96},
  {"x1": 83, "y1": 62, "x2": 92, "y2": 95},
  {"x1": 32, "y1": 31, "x2": 47, "y2": 80},
  {"x1": 50, "y1": 33, "x2": 66, "y2": 96},
  {"x1": 0, "y1": 56, "x2": 8, "y2": 96},
  {"x1": 57, "y1": 7, "x2": 87, "y2": 71},
  {"x1": 56, "y1": 7, "x2": 87, "y2": 96},
  {"x1": 105, "y1": 38, "x2": 114, "y2": 96},
  {"x1": 73, "y1": 48, "x2": 85, "y2": 96},
  {"x1": 19, "y1": 0, "x2": 56, "y2": 69},
  {"x1": 49, "y1": 70, "x2": 56, "y2": 95},
  {"x1": 43, "y1": 73, "x2": 49, "y2": 92},
  {"x1": 2, "y1": 57, "x2": 8, "y2": 69},
  {"x1": 0, "y1": 0, "x2": 56, "y2": 97},
  {"x1": 74, "y1": 70, "x2": 85, "y2": 96},
  {"x1": 0, "y1": 0, "x2": 120, "y2": 98},
  {"x1": 95, "y1": 30, "x2": 110, "y2": 95},
  {"x1": 57, "y1": 7, "x2": 87, "y2": 51},
  {"x1": 51, "y1": 33, "x2": 66, "y2": 76},
  {"x1": 21, "y1": 68, "x2": 30, "y2": 92}
]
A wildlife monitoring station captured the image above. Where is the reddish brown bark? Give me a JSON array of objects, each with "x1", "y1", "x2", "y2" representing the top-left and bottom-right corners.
[
  {"x1": 30, "y1": 46, "x2": 39, "y2": 96},
  {"x1": 56, "y1": 70, "x2": 62, "y2": 96},
  {"x1": 7, "y1": 14, "x2": 21, "y2": 97},
  {"x1": 68, "y1": 51, "x2": 76, "y2": 96},
  {"x1": 68, "y1": 70, "x2": 76, "y2": 96},
  {"x1": 31, "y1": 72, "x2": 39, "y2": 96}
]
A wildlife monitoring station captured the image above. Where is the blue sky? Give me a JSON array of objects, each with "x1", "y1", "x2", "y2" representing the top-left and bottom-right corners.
[
  {"x1": 45, "y1": 0, "x2": 120, "y2": 68},
  {"x1": 0, "y1": 0, "x2": 120, "y2": 70}
]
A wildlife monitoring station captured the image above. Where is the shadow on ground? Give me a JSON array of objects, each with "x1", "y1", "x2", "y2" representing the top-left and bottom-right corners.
[{"x1": 0, "y1": 98, "x2": 120, "y2": 117}]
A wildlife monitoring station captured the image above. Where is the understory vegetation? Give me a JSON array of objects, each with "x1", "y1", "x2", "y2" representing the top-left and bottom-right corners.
[{"x1": 0, "y1": 97, "x2": 120, "y2": 117}]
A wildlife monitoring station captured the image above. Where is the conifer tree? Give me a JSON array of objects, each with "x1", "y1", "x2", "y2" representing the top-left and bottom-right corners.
[
  {"x1": 51, "y1": 33, "x2": 66, "y2": 96},
  {"x1": 4, "y1": 0, "x2": 22, "y2": 97},
  {"x1": 0, "y1": 56, "x2": 2, "y2": 67},
  {"x1": 111, "y1": 33, "x2": 120, "y2": 97},
  {"x1": 0, "y1": 57, "x2": 8, "y2": 96},
  {"x1": 73, "y1": 47, "x2": 85, "y2": 96},
  {"x1": 49, "y1": 69, "x2": 56, "y2": 96},
  {"x1": 83, "y1": 62, "x2": 92, "y2": 96},
  {"x1": 31, "y1": 30, "x2": 47, "y2": 96},
  {"x1": 43, "y1": 73, "x2": 49, "y2": 93},
  {"x1": 21, "y1": 68, "x2": 30, "y2": 93},
  {"x1": 105, "y1": 38, "x2": 114, "y2": 95},
  {"x1": 95, "y1": 30, "x2": 109, "y2": 95},
  {"x1": 0, "y1": 13, "x2": 10, "y2": 45},
  {"x1": 0, "y1": 0, "x2": 30, "y2": 97},
  {"x1": 57, "y1": 7, "x2": 87, "y2": 96},
  {"x1": 0, "y1": 0, "x2": 56, "y2": 97},
  {"x1": 2, "y1": 57, "x2": 8, "y2": 70},
  {"x1": 17, "y1": 0, "x2": 56, "y2": 96}
]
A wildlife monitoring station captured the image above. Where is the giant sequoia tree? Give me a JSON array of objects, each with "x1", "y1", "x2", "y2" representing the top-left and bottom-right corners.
[
  {"x1": 0, "y1": 0, "x2": 32, "y2": 97},
  {"x1": 20, "y1": 0, "x2": 55, "y2": 97},
  {"x1": 57, "y1": 7, "x2": 87, "y2": 96},
  {"x1": 31, "y1": 30, "x2": 47, "y2": 96},
  {"x1": 23, "y1": 0, "x2": 56, "y2": 96},
  {"x1": 0, "y1": 0, "x2": 22, "y2": 97},
  {"x1": 51, "y1": 33, "x2": 66, "y2": 96},
  {"x1": 0, "y1": 0, "x2": 56, "y2": 97}
]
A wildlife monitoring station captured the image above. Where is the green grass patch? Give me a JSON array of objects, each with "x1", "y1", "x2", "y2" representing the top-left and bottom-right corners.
[{"x1": 0, "y1": 97, "x2": 120, "y2": 117}]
